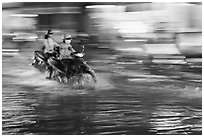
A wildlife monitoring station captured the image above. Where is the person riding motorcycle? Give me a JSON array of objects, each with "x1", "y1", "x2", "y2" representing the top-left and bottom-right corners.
[
  {"x1": 59, "y1": 34, "x2": 96, "y2": 82},
  {"x1": 59, "y1": 34, "x2": 76, "y2": 75},
  {"x1": 60, "y1": 34, "x2": 76, "y2": 59},
  {"x1": 43, "y1": 30, "x2": 60, "y2": 79}
]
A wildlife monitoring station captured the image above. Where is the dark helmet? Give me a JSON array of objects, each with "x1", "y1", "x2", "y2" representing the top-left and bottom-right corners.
[{"x1": 47, "y1": 30, "x2": 54, "y2": 35}]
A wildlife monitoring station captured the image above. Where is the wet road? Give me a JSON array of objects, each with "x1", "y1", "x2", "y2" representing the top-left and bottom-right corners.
[{"x1": 2, "y1": 43, "x2": 202, "y2": 135}]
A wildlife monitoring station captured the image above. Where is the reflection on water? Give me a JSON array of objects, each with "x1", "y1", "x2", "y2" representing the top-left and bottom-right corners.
[
  {"x1": 150, "y1": 105, "x2": 202, "y2": 134},
  {"x1": 2, "y1": 47, "x2": 202, "y2": 135}
]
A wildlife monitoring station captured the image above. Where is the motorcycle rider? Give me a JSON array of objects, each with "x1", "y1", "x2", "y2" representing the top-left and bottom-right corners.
[
  {"x1": 60, "y1": 34, "x2": 76, "y2": 59},
  {"x1": 43, "y1": 30, "x2": 60, "y2": 79},
  {"x1": 60, "y1": 34, "x2": 97, "y2": 82},
  {"x1": 59, "y1": 34, "x2": 76, "y2": 75}
]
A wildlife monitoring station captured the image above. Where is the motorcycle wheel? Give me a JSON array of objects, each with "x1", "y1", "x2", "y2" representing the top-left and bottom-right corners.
[
  {"x1": 64, "y1": 73, "x2": 95, "y2": 89},
  {"x1": 79, "y1": 73, "x2": 96, "y2": 87}
]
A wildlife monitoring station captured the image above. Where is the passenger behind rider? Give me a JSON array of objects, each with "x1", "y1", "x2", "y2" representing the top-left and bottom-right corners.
[{"x1": 43, "y1": 30, "x2": 60, "y2": 79}]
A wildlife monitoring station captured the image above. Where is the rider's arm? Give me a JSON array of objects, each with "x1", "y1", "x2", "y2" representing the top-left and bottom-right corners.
[
  {"x1": 54, "y1": 41, "x2": 60, "y2": 47},
  {"x1": 68, "y1": 45, "x2": 76, "y2": 53},
  {"x1": 43, "y1": 39, "x2": 49, "y2": 49},
  {"x1": 42, "y1": 45, "x2": 45, "y2": 52}
]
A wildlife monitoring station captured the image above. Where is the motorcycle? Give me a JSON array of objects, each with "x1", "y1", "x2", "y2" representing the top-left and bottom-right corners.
[
  {"x1": 31, "y1": 50, "x2": 48, "y2": 72},
  {"x1": 31, "y1": 46, "x2": 97, "y2": 85}
]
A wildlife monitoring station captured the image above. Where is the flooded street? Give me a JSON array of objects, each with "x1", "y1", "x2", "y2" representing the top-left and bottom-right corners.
[{"x1": 2, "y1": 43, "x2": 202, "y2": 135}]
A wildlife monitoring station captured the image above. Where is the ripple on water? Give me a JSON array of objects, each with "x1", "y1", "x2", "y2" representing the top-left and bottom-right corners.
[
  {"x1": 2, "y1": 53, "x2": 202, "y2": 135},
  {"x1": 149, "y1": 105, "x2": 202, "y2": 134}
]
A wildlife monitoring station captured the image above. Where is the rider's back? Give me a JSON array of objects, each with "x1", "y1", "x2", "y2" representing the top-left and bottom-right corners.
[{"x1": 44, "y1": 38, "x2": 56, "y2": 53}]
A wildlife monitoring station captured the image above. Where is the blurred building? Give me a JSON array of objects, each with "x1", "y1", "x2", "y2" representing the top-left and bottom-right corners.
[
  {"x1": 2, "y1": 2, "x2": 202, "y2": 34},
  {"x1": 2, "y1": 2, "x2": 202, "y2": 59}
]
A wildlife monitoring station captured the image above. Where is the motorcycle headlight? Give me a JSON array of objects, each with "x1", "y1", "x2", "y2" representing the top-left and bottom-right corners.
[{"x1": 75, "y1": 53, "x2": 84, "y2": 58}]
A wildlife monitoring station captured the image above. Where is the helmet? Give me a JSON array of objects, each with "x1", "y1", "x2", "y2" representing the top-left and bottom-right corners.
[
  {"x1": 63, "y1": 34, "x2": 72, "y2": 40},
  {"x1": 63, "y1": 34, "x2": 72, "y2": 43},
  {"x1": 47, "y1": 30, "x2": 54, "y2": 35}
]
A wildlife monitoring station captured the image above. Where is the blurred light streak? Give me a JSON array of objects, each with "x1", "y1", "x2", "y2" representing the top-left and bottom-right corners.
[
  {"x1": 153, "y1": 55, "x2": 186, "y2": 59},
  {"x1": 116, "y1": 47, "x2": 145, "y2": 52},
  {"x1": 2, "y1": 33, "x2": 18, "y2": 36},
  {"x1": 10, "y1": 14, "x2": 38, "y2": 17},
  {"x1": 13, "y1": 36, "x2": 38, "y2": 39},
  {"x1": 2, "y1": 49, "x2": 19, "y2": 52},
  {"x1": 86, "y1": 5, "x2": 117, "y2": 9},
  {"x1": 2, "y1": 53, "x2": 19, "y2": 56},
  {"x1": 152, "y1": 59, "x2": 187, "y2": 65},
  {"x1": 117, "y1": 22, "x2": 149, "y2": 34},
  {"x1": 124, "y1": 39, "x2": 147, "y2": 42}
]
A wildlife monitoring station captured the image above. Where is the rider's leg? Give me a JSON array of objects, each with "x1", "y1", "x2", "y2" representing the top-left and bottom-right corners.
[
  {"x1": 45, "y1": 53, "x2": 53, "y2": 79},
  {"x1": 46, "y1": 66, "x2": 53, "y2": 79},
  {"x1": 49, "y1": 68, "x2": 53, "y2": 79}
]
